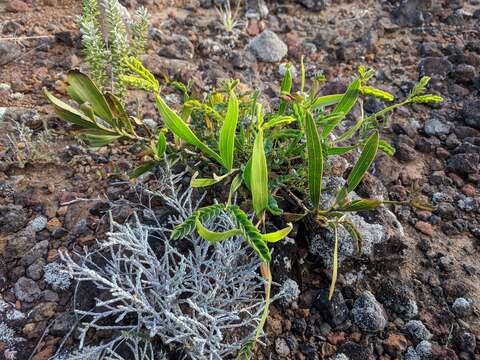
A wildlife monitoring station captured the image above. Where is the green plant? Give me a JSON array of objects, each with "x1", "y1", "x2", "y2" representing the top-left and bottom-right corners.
[
  {"x1": 78, "y1": 0, "x2": 149, "y2": 99},
  {"x1": 216, "y1": 0, "x2": 243, "y2": 32},
  {"x1": 45, "y1": 57, "x2": 442, "y2": 357}
]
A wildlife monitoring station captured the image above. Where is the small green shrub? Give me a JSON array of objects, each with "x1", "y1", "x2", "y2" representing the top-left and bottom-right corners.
[{"x1": 45, "y1": 57, "x2": 442, "y2": 357}]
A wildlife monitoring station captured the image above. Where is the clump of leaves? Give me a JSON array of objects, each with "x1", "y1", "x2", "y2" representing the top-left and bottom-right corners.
[
  {"x1": 78, "y1": 0, "x2": 149, "y2": 99},
  {"x1": 45, "y1": 56, "x2": 442, "y2": 357}
]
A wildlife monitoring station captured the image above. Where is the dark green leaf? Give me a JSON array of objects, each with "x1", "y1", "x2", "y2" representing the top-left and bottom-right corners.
[{"x1": 305, "y1": 111, "x2": 323, "y2": 210}]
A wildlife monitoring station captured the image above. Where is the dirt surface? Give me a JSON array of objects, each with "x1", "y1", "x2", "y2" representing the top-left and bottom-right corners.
[{"x1": 1, "y1": 0, "x2": 480, "y2": 359}]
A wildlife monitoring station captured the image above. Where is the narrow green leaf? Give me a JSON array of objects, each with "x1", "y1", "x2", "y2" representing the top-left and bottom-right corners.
[
  {"x1": 251, "y1": 129, "x2": 269, "y2": 217},
  {"x1": 305, "y1": 112, "x2": 323, "y2": 210},
  {"x1": 155, "y1": 95, "x2": 223, "y2": 166},
  {"x1": 227, "y1": 173, "x2": 243, "y2": 206},
  {"x1": 44, "y1": 89, "x2": 98, "y2": 129},
  {"x1": 337, "y1": 198, "x2": 382, "y2": 212},
  {"x1": 280, "y1": 64, "x2": 292, "y2": 95},
  {"x1": 191, "y1": 170, "x2": 235, "y2": 188},
  {"x1": 104, "y1": 93, "x2": 134, "y2": 133},
  {"x1": 219, "y1": 90, "x2": 239, "y2": 171},
  {"x1": 155, "y1": 132, "x2": 167, "y2": 159},
  {"x1": 322, "y1": 78, "x2": 361, "y2": 137},
  {"x1": 67, "y1": 70, "x2": 113, "y2": 122},
  {"x1": 311, "y1": 94, "x2": 343, "y2": 109},
  {"x1": 242, "y1": 158, "x2": 252, "y2": 191},
  {"x1": 80, "y1": 129, "x2": 121, "y2": 147},
  {"x1": 326, "y1": 145, "x2": 356, "y2": 156},
  {"x1": 346, "y1": 131, "x2": 379, "y2": 193},
  {"x1": 128, "y1": 161, "x2": 158, "y2": 179},
  {"x1": 261, "y1": 223, "x2": 293, "y2": 243},
  {"x1": 195, "y1": 217, "x2": 242, "y2": 243},
  {"x1": 342, "y1": 220, "x2": 363, "y2": 255}
]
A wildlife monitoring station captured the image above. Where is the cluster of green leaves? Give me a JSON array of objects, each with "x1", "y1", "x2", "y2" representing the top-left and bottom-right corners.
[
  {"x1": 78, "y1": 0, "x2": 149, "y2": 99},
  {"x1": 45, "y1": 56, "x2": 442, "y2": 357}
]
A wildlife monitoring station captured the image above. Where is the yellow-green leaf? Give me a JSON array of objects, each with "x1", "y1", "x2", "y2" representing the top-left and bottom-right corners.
[
  {"x1": 191, "y1": 170, "x2": 236, "y2": 188},
  {"x1": 261, "y1": 223, "x2": 293, "y2": 243},
  {"x1": 346, "y1": 131, "x2": 379, "y2": 193},
  {"x1": 251, "y1": 129, "x2": 269, "y2": 217},
  {"x1": 195, "y1": 217, "x2": 242, "y2": 243},
  {"x1": 67, "y1": 70, "x2": 113, "y2": 122},
  {"x1": 155, "y1": 94, "x2": 223, "y2": 166},
  {"x1": 305, "y1": 111, "x2": 323, "y2": 210},
  {"x1": 219, "y1": 90, "x2": 239, "y2": 171}
]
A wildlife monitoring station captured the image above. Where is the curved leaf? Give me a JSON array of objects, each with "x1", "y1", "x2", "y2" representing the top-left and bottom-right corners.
[
  {"x1": 67, "y1": 70, "x2": 113, "y2": 122},
  {"x1": 229, "y1": 205, "x2": 271, "y2": 262},
  {"x1": 219, "y1": 90, "x2": 239, "y2": 171},
  {"x1": 346, "y1": 131, "x2": 379, "y2": 193},
  {"x1": 171, "y1": 204, "x2": 224, "y2": 240},
  {"x1": 261, "y1": 223, "x2": 293, "y2": 243},
  {"x1": 251, "y1": 129, "x2": 268, "y2": 217},
  {"x1": 195, "y1": 217, "x2": 242, "y2": 243},
  {"x1": 322, "y1": 78, "x2": 360, "y2": 137},
  {"x1": 155, "y1": 95, "x2": 223, "y2": 166},
  {"x1": 305, "y1": 112, "x2": 323, "y2": 210}
]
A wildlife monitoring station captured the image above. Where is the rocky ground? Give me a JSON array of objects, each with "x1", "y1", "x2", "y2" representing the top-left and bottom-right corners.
[{"x1": 1, "y1": 0, "x2": 480, "y2": 359}]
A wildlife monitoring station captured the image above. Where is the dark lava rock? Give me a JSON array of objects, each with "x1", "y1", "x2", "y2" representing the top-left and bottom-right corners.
[
  {"x1": 419, "y1": 57, "x2": 453, "y2": 79},
  {"x1": 248, "y1": 30, "x2": 287, "y2": 63},
  {"x1": 296, "y1": 0, "x2": 329, "y2": 11},
  {"x1": 424, "y1": 118, "x2": 451, "y2": 137},
  {"x1": 14, "y1": 277, "x2": 41, "y2": 302},
  {"x1": 314, "y1": 288, "x2": 349, "y2": 327},
  {"x1": 51, "y1": 312, "x2": 77, "y2": 336},
  {"x1": 338, "y1": 341, "x2": 372, "y2": 360},
  {"x1": 0, "y1": 204, "x2": 28, "y2": 234},
  {"x1": 392, "y1": 0, "x2": 432, "y2": 27},
  {"x1": 352, "y1": 291, "x2": 387, "y2": 333},
  {"x1": 404, "y1": 320, "x2": 433, "y2": 342},
  {"x1": 377, "y1": 278, "x2": 418, "y2": 319},
  {"x1": 447, "y1": 153, "x2": 480, "y2": 175},
  {"x1": 461, "y1": 100, "x2": 480, "y2": 129},
  {"x1": 158, "y1": 34, "x2": 194, "y2": 60},
  {"x1": 0, "y1": 41, "x2": 21, "y2": 66},
  {"x1": 454, "y1": 330, "x2": 476, "y2": 354},
  {"x1": 395, "y1": 142, "x2": 417, "y2": 162},
  {"x1": 453, "y1": 64, "x2": 477, "y2": 84},
  {"x1": 452, "y1": 297, "x2": 473, "y2": 318}
]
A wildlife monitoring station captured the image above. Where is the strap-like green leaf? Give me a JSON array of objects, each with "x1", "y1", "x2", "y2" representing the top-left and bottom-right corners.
[
  {"x1": 346, "y1": 131, "x2": 379, "y2": 193},
  {"x1": 337, "y1": 198, "x2": 381, "y2": 212},
  {"x1": 44, "y1": 89, "x2": 98, "y2": 129},
  {"x1": 219, "y1": 90, "x2": 239, "y2": 171},
  {"x1": 310, "y1": 94, "x2": 343, "y2": 109},
  {"x1": 227, "y1": 173, "x2": 243, "y2": 206},
  {"x1": 251, "y1": 129, "x2": 269, "y2": 217},
  {"x1": 195, "y1": 217, "x2": 242, "y2": 243},
  {"x1": 128, "y1": 161, "x2": 158, "y2": 179},
  {"x1": 80, "y1": 129, "x2": 121, "y2": 147},
  {"x1": 322, "y1": 78, "x2": 360, "y2": 137},
  {"x1": 190, "y1": 170, "x2": 236, "y2": 188},
  {"x1": 67, "y1": 70, "x2": 113, "y2": 122},
  {"x1": 155, "y1": 94, "x2": 223, "y2": 166},
  {"x1": 326, "y1": 145, "x2": 356, "y2": 156},
  {"x1": 229, "y1": 205, "x2": 271, "y2": 262},
  {"x1": 155, "y1": 132, "x2": 167, "y2": 159},
  {"x1": 261, "y1": 223, "x2": 293, "y2": 243},
  {"x1": 305, "y1": 112, "x2": 323, "y2": 210},
  {"x1": 104, "y1": 93, "x2": 134, "y2": 133}
]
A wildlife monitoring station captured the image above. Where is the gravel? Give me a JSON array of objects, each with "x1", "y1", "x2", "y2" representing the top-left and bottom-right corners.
[
  {"x1": 248, "y1": 30, "x2": 288, "y2": 63},
  {"x1": 352, "y1": 291, "x2": 388, "y2": 333}
]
